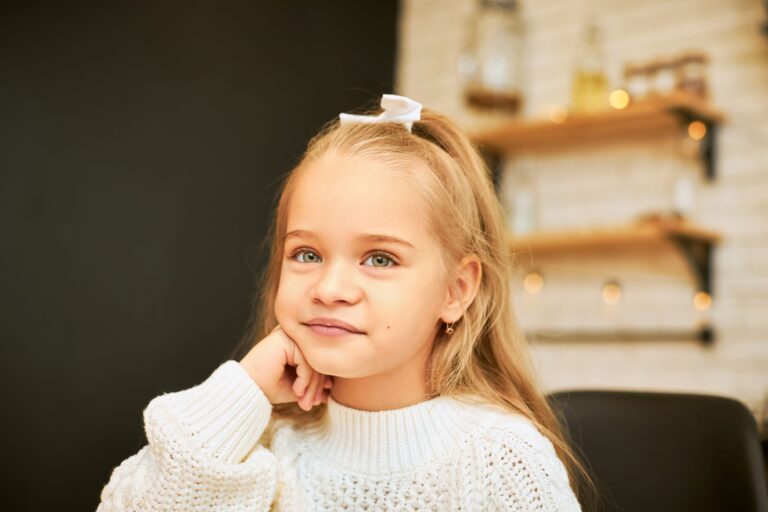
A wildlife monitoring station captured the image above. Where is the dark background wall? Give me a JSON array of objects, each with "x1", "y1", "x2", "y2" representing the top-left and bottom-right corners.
[{"x1": 0, "y1": 2, "x2": 398, "y2": 510}]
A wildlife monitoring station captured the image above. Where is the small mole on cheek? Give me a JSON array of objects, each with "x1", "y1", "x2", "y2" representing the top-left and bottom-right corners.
[{"x1": 387, "y1": 325, "x2": 390, "y2": 329}]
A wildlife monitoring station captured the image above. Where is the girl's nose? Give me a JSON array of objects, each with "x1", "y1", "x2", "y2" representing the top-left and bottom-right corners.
[{"x1": 310, "y1": 260, "x2": 362, "y2": 305}]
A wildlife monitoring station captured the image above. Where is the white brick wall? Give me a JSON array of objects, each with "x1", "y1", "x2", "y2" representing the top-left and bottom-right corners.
[{"x1": 398, "y1": 0, "x2": 768, "y2": 423}]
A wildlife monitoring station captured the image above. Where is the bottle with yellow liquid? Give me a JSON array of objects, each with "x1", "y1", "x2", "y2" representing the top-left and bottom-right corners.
[{"x1": 571, "y1": 19, "x2": 608, "y2": 114}]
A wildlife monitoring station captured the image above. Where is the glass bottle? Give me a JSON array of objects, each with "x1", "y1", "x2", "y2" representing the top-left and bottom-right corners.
[
  {"x1": 645, "y1": 60, "x2": 660, "y2": 98},
  {"x1": 459, "y1": 0, "x2": 524, "y2": 113},
  {"x1": 672, "y1": 133, "x2": 701, "y2": 219},
  {"x1": 509, "y1": 156, "x2": 537, "y2": 234},
  {"x1": 571, "y1": 18, "x2": 609, "y2": 114}
]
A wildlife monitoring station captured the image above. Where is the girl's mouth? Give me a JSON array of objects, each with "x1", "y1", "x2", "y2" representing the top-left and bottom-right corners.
[
  {"x1": 303, "y1": 323, "x2": 364, "y2": 337},
  {"x1": 304, "y1": 318, "x2": 365, "y2": 337}
]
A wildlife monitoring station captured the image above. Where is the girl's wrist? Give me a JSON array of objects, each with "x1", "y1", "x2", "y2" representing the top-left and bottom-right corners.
[
  {"x1": 239, "y1": 343, "x2": 279, "y2": 403},
  {"x1": 238, "y1": 359, "x2": 271, "y2": 400}
]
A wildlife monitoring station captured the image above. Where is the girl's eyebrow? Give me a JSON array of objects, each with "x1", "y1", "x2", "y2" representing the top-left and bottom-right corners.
[{"x1": 284, "y1": 229, "x2": 415, "y2": 249}]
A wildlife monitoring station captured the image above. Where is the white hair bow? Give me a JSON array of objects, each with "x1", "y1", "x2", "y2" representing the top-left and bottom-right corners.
[{"x1": 338, "y1": 94, "x2": 423, "y2": 132}]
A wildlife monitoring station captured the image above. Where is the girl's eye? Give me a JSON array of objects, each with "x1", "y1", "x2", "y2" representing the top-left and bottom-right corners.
[
  {"x1": 363, "y1": 252, "x2": 397, "y2": 268},
  {"x1": 291, "y1": 249, "x2": 322, "y2": 263},
  {"x1": 289, "y1": 248, "x2": 397, "y2": 268}
]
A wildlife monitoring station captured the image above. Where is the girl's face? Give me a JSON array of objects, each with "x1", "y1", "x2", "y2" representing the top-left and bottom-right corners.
[{"x1": 274, "y1": 151, "x2": 450, "y2": 379}]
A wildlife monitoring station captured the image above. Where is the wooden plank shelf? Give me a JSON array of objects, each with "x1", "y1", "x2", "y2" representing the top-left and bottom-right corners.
[
  {"x1": 475, "y1": 92, "x2": 724, "y2": 151},
  {"x1": 510, "y1": 217, "x2": 721, "y2": 296},
  {"x1": 510, "y1": 217, "x2": 720, "y2": 253},
  {"x1": 525, "y1": 326, "x2": 715, "y2": 344},
  {"x1": 475, "y1": 91, "x2": 725, "y2": 179}
]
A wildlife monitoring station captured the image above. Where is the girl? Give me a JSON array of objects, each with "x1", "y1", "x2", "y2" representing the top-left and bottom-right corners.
[{"x1": 97, "y1": 94, "x2": 593, "y2": 511}]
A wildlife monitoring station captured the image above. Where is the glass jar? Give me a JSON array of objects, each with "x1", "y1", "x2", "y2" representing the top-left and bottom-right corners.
[
  {"x1": 459, "y1": 0, "x2": 524, "y2": 113},
  {"x1": 623, "y1": 62, "x2": 649, "y2": 103},
  {"x1": 653, "y1": 57, "x2": 677, "y2": 97},
  {"x1": 675, "y1": 50, "x2": 709, "y2": 98}
]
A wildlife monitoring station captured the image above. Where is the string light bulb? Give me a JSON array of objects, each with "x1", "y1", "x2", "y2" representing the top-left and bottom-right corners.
[
  {"x1": 547, "y1": 105, "x2": 568, "y2": 124},
  {"x1": 523, "y1": 271, "x2": 544, "y2": 294},
  {"x1": 602, "y1": 280, "x2": 622, "y2": 304},
  {"x1": 688, "y1": 120, "x2": 707, "y2": 140},
  {"x1": 609, "y1": 89, "x2": 630, "y2": 109},
  {"x1": 693, "y1": 291, "x2": 712, "y2": 311}
]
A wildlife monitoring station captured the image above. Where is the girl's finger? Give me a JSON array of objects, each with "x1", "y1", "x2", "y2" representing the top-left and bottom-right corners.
[
  {"x1": 305, "y1": 370, "x2": 323, "y2": 410},
  {"x1": 323, "y1": 375, "x2": 333, "y2": 389},
  {"x1": 291, "y1": 346, "x2": 312, "y2": 398},
  {"x1": 313, "y1": 379, "x2": 325, "y2": 405}
]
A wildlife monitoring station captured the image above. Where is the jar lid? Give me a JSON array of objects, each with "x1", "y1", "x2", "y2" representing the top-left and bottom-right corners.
[
  {"x1": 623, "y1": 62, "x2": 641, "y2": 75},
  {"x1": 481, "y1": 0, "x2": 518, "y2": 10},
  {"x1": 677, "y1": 50, "x2": 709, "y2": 64},
  {"x1": 644, "y1": 60, "x2": 661, "y2": 72},
  {"x1": 653, "y1": 56, "x2": 675, "y2": 68}
]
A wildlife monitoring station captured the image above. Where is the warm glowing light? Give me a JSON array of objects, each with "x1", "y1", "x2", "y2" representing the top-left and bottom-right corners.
[
  {"x1": 548, "y1": 105, "x2": 568, "y2": 124},
  {"x1": 524, "y1": 271, "x2": 544, "y2": 294},
  {"x1": 688, "y1": 120, "x2": 707, "y2": 140},
  {"x1": 609, "y1": 89, "x2": 630, "y2": 109},
  {"x1": 602, "y1": 281, "x2": 622, "y2": 304},
  {"x1": 693, "y1": 291, "x2": 712, "y2": 311}
]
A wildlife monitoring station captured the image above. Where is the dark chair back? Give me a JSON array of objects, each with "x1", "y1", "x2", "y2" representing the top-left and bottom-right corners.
[{"x1": 547, "y1": 390, "x2": 768, "y2": 512}]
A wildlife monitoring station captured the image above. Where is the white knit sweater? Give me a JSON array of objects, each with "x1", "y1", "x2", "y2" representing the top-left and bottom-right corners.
[{"x1": 97, "y1": 360, "x2": 582, "y2": 511}]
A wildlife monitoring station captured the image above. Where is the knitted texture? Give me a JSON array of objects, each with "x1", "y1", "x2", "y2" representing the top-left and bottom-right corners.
[{"x1": 97, "y1": 361, "x2": 582, "y2": 511}]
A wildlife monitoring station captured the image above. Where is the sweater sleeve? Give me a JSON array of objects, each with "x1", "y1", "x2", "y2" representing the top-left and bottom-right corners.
[
  {"x1": 96, "y1": 360, "x2": 279, "y2": 512},
  {"x1": 485, "y1": 423, "x2": 583, "y2": 512}
]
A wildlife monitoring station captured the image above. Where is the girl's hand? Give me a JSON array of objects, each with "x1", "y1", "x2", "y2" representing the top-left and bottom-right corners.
[{"x1": 239, "y1": 325, "x2": 333, "y2": 411}]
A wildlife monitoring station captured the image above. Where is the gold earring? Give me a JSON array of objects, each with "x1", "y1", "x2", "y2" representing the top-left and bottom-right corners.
[{"x1": 445, "y1": 322, "x2": 455, "y2": 335}]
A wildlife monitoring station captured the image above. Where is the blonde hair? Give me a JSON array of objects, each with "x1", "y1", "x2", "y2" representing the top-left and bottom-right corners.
[{"x1": 233, "y1": 101, "x2": 599, "y2": 508}]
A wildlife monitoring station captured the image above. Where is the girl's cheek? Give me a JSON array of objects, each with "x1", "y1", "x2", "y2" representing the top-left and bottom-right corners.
[
  {"x1": 275, "y1": 281, "x2": 303, "y2": 326},
  {"x1": 274, "y1": 285, "x2": 290, "y2": 323}
]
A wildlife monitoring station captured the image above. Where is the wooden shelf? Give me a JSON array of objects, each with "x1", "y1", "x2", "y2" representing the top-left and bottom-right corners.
[
  {"x1": 510, "y1": 217, "x2": 721, "y2": 295},
  {"x1": 475, "y1": 92, "x2": 725, "y2": 179},
  {"x1": 475, "y1": 92, "x2": 724, "y2": 151},
  {"x1": 482, "y1": 94, "x2": 726, "y2": 344},
  {"x1": 525, "y1": 326, "x2": 715, "y2": 344},
  {"x1": 510, "y1": 217, "x2": 720, "y2": 253}
]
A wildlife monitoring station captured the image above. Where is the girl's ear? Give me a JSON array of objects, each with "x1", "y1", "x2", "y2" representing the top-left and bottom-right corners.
[{"x1": 441, "y1": 255, "x2": 482, "y2": 323}]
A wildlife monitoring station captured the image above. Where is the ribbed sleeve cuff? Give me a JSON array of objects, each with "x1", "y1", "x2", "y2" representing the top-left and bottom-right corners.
[{"x1": 164, "y1": 360, "x2": 273, "y2": 464}]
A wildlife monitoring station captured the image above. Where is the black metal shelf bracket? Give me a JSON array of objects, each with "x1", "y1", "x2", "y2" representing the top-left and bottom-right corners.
[
  {"x1": 701, "y1": 122, "x2": 717, "y2": 181},
  {"x1": 668, "y1": 234, "x2": 714, "y2": 296},
  {"x1": 668, "y1": 233, "x2": 716, "y2": 345},
  {"x1": 671, "y1": 108, "x2": 718, "y2": 181},
  {"x1": 480, "y1": 146, "x2": 504, "y2": 194}
]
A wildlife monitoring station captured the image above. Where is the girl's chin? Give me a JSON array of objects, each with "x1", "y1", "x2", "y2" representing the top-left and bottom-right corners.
[{"x1": 302, "y1": 355, "x2": 368, "y2": 380}]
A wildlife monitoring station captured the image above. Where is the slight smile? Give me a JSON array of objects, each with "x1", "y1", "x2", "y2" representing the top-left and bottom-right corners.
[{"x1": 303, "y1": 318, "x2": 365, "y2": 337}]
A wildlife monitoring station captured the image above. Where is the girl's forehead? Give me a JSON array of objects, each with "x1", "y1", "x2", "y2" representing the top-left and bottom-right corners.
[{"x1": 285, "y1": 154, "x2": 434, "y2": 246}]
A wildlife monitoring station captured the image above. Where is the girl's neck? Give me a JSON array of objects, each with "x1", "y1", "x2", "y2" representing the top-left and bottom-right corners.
[
  {"x1": 330, "y1": 375, "x2": 430, "y2": 412},
  {"x1": 330, "y1": 347, "x2": 432, "y2": 411}
]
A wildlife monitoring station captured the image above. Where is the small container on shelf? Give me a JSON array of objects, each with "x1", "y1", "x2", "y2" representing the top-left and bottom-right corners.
[
  {"x1": 652, "y1": 57, "x2": 677, "y2": 97},
  {"x1": 458, "y1": 0, "x2": 524, "y2": 114},
  {"x1": 570, "y1": 18, "x2": 609, "y2": 113},
  {"x1": 643, "y1": 60, "x2": 659, "y2": 98},
  {"x1": 623, "y1": 61, "x2": 649, "y2": 103},
  {"x1": 675, "y1": 50, "x2": 710, "y2": 98},
  {"x1": 502, "y1": 156, "x2": 537, "y2": 234},
  {"x1": 672, "y1": 134, "x2": 701, "y2": 219}
]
